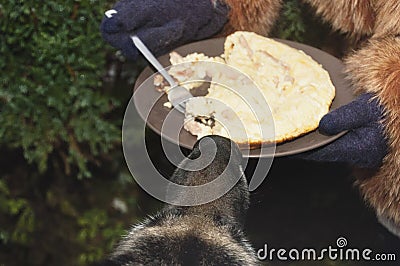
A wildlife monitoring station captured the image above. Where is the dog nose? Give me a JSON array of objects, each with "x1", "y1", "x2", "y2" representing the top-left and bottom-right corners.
[{"x1": 192, "y1": 135, "x2": 243, "y2": 165}]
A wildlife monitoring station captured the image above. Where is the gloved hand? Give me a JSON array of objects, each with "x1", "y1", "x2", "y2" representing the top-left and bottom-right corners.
[
  {"x1": 100, "y1": 0, "x2": 229, "y2": 59},
  {"x1": 296, "y1": 93, "x2": 388, "y2": 169}
]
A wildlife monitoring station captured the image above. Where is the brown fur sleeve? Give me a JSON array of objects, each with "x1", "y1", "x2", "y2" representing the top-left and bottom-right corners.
[
  {"x1": 373, "y1": 1, "x2": 400, "y2": 38},
  {"x1": 221, "y1": 0, "x2": 283, "y2": 36},
  {"x1": 302, "y1": 0, "x2": 375, "y2": 37},
  {"x1": 345, "y1": 36, "x2": 400, "y2": 224}
]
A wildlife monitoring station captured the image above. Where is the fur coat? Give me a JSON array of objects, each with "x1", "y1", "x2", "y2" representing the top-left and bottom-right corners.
[{"x1": 221, "y1": 0, "x2": 400, "y2": 227}]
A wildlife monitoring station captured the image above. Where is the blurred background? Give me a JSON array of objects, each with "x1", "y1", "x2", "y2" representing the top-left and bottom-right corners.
[{"x1": 1, "y1": 0, "x2": 399, "y2": 265}]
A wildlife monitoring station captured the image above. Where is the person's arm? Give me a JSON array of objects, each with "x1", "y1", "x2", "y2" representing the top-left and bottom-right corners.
[
  {"x1": 345, "y1": 35, "x2": 400, "y2": 227},
  {"x1": 100, "y1": 0, "x2": 230, "y2": 59},
  {"x1": 302, "y1": 0, "x2": 375, "y2": 37},
  {"x1": 100, "y1": 0, "x2": 283, "y2": 59},
  {"x1": 221, "y1": 0, "x2": 283, "y2": 35},
  {"x1": 343, "y1": 0, "x2": 400, "y2": 231},
  {"x1": 303, "y1": 0, "x2": 400, "y2": 231}
]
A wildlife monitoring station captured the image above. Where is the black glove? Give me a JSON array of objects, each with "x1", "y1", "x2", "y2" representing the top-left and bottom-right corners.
[
  {"x1": 297, "y1": 93, "x2": 388, "y2": 169},
  {"x1": 100, "y1": 0, "x2": 229, "y2": 59}
]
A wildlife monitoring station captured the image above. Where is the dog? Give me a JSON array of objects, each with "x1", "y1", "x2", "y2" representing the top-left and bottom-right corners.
[{"x1": 101, "y1": 135, "x2": 258, "y2": 265}]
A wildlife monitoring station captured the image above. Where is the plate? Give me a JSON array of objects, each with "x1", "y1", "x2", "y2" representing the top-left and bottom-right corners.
[{"x1": 133, "y1": 37, "x2": 355, "y2": 157}]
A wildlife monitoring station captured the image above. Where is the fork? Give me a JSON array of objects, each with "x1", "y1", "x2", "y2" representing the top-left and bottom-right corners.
[{"x1": 131, "y1": 35, "x2": 193, "y2": 113}]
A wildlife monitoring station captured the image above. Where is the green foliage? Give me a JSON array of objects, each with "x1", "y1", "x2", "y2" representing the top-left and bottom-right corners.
[
  {"x1": 0, "y1": 180, "x2": 35, "y2": 245},
  {"x1": 272, "y1": 0, "x2": 346, "y2": 55},
  {"x1": 0, "y1": 0, "x2": 148, "y2": 265},
  {"x1": 0, "y1": 0, "x2": 119, "y2": 178},
  {"x1": 77, "y1": 208, "x2": 125, "y2": 264},
  {"x1": 273, "y1": 0, "x2": 306, "y2": 42},
  {"x1": 0, "y1": 160, "x2": 153, "y2": 265}
]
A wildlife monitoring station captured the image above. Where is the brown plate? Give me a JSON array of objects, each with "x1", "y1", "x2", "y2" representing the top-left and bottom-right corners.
[{"x1": 133, "y1": 37, "x2": 355, "y2": 157}]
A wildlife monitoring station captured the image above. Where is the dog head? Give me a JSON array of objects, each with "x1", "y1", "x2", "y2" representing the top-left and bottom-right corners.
[{"x1": 103, "y1": 136, "x2": 257, "y2": 265}]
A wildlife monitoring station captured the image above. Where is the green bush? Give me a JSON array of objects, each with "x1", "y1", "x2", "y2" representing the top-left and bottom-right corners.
[
  {"x1": 0, "y1": 0, "x2": 119, "y2": 178},
  {"x1": 273, "y1": 0, "x2": 306, "y2": 42},
  {"x1": 0, "y1": 1, "x2": 146, "y2": 265}
]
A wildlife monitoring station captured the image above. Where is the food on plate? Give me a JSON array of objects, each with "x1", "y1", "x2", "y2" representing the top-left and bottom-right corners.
[{"x1": 154, "y1": 31, "x2": 336, "y2": 145}]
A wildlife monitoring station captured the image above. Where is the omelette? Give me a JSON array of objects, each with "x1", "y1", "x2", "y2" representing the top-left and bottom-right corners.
[{"x1": 156, "y1": 31, "x2": 336, "y2": 145}]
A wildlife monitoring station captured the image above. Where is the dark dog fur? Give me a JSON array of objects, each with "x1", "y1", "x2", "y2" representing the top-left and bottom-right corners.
[{"x1": 101, "y1": 136, "x2": 257, "y2": 265}]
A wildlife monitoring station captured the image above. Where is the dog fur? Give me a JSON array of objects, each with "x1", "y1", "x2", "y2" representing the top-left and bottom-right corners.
[{"x1": 102, "y1": 136, "x2": 258, "y2": 265}]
